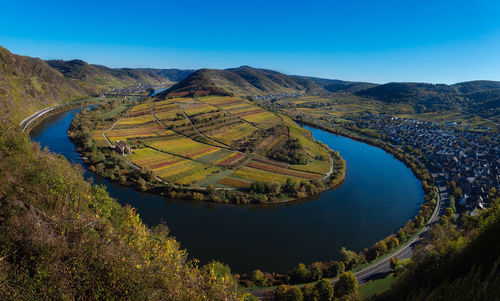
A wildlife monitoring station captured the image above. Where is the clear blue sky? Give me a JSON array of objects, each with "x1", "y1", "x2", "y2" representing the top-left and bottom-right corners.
[{"x1": 1, "y1": 0, "x2": 499, "y2": 83}]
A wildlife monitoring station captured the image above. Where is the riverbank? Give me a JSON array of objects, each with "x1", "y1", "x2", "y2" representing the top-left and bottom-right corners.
[{"x1": 20, "y1": 97, "x2": 106, "y2": 133}]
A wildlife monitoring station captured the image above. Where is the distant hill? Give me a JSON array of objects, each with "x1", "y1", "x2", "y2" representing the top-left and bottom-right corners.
[
  {"x1": 294, "y1": 76, "x2": 379, "y2": 93},
  {"x1": 46, "y1": 60, "x2": 176, "y2": 89},
  {"x1": 135, "y1": 68, "x2": 195, "y2": 82},
  {"x1": 0, "y1": 46, "x2": 90, "y2": 123},
  {"x1": 355, "y1": 81, "x2": 500, "y2": 113},
  {"x1": 0, "y1": 45, "x2": 195, "y2": 124},
  {"x1": 158, "y1": 66, "x2": 326, "y2": 98}
]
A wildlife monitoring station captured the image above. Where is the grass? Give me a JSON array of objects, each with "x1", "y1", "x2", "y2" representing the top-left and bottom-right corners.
[
  {"x1": 232, "y1": 166, "x2": 304, "y2": 184},
  {"x1": 358, "y1": 273, "x2": 395, "y2": 300}
]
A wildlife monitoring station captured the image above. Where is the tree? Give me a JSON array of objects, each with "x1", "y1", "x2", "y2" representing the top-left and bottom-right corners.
[
  {"x1": 251, "y1": 269, "x2": 267, "y2": 287},
  {"x1": 274, "y1": 284, "x2": 289, "y2": 301},
  {"x1": 388, "y1": 237, "x2": 399, "y2": 250},
  {"x1": 310, "y1": 262, "x2": 323, "y2": 281},
  {"x1": 286, "y1": 178, "x2": 300, "y2": 194},
  {"x1": 137, "y1": 177, "x2": 147, "y2": 192},
  {"x1": 445, "y1": 207, "x2": 454, "y2": 217},
  {"x1": 290, "y1": 263, "x2": 310, "y2": 283},
  {"x1": 267, "y1": 181, "x2": 281, "y2": 194},
  {"x1": 390, "y1": 257, "x2": 399, "y2": 272},
  {"x1": 335, "y1": 272, "x2": 358, "y2": 297},
  {"x1": 301, "y1": 284, "x2": 318, "y2": 301},
  {"x1": 207, "y1": 184, "x2": 216, "y2": 195},
  {"x1": 416, "y1": 215, "x2": 425, "y2": 227},
  {"x1": 285, "y1": 286, "x2": 304, "y2": 301},
  {"x1": 340, "y1": 247, "x2": 359, "y2": 269},
  {"x1": 397, "y1": 229, "x2": 407, "y2": 243},
  {"x1": 326, "y1": 261, "x2": 344, "y2": 278},
  {"x1": 375, "y1": 240, "x2": 388, "y2": 256},
  {"x1": 314, "y1": 279, "x2": 334, "y2": 301},
  {"x1": 251, "y1": 181, "x2": 266, "y2": 193}
]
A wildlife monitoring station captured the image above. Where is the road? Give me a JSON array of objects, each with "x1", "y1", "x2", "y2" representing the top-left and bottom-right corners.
[
  {"x1": 20, "y1": 107, "x2": 56, "y2": 132},
  {"x1": 251, "y1": 174, "x2": 447, "y2": 300}
]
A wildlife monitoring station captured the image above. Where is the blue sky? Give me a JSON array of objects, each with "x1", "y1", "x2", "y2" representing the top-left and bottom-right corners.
[{"x1": 1, "y1": 0, "x2": 499, "y2": 83}]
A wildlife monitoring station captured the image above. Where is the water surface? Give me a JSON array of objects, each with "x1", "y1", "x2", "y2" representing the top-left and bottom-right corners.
[{"x1": 31, "y1": 109, "x2": 423, "y2": 273}]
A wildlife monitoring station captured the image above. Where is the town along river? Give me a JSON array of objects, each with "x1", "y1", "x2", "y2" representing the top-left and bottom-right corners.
[{"x1": 30, "y1": 108, "x2": 424, "y2": 274}]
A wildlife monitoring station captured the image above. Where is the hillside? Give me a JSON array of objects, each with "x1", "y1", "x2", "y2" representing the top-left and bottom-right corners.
[
  {"x1": 355, "y1": 81, "x2": 500, "y2": 114},
  {"x1": 135, "y1": 68, "x2": 195, "y2": 82},
  {"x1": 47, "y1": 60, "x2": 175, "y2": 89},
  {"x1": 295, "y1": 76, "x2": 379, "y2": 93},
  {"x1": 374, "y1": 198, "x2": 500, "y2": 301},
  {"x1": 158, "y1": 66, "x2": 326, "y2": 98},
  {"x1": 0, "y1": 46, "x2": 91, "y2": 123},
  {"x1": 0, "y1": 123, "x2": 247, "y2": 300},
  {"x1": 0, "y1": 45, "x2": 194, "y2": 125}
]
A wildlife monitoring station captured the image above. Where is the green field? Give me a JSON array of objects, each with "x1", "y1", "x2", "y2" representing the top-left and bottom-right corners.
[{"x1": 358, "y1": 273, "x2": 395, "y2": 300}]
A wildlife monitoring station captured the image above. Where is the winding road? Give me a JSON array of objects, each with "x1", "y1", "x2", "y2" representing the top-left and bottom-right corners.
[
  {"x1": 251, "y1": 174, "x2": 447, "y2": 300},
  {"x1": 20, "y1": 107, "x2": 56, "y2": 132}
]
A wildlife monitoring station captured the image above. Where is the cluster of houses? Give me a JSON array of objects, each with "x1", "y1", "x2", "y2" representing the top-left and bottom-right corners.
[
  {"x1": 354, "y1": 114, "x2": 499, "y2": 213},
  {"x1": 103, "y1": 84, "x2": 158, "y2": 97},
  {"x1": 253, "y1": 92, "x2": 304, "y2": 101}
]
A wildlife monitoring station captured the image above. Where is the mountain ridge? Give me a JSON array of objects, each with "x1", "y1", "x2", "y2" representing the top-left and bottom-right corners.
[{"x1": 157, "y1": 66, "x2": 327, "y2": 98}]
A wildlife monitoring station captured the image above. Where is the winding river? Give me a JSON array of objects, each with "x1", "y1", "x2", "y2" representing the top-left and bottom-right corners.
[{"x1": 30, "y1": 106, "x2": 423, "y2": 273}]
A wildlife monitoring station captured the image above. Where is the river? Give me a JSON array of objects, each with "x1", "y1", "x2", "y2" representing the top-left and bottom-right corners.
[{"x1": 30, "y1": 106, "x2": 423, "y2": 273}]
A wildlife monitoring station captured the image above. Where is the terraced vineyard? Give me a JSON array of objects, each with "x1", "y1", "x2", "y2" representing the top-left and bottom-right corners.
[{"x1": 94, "y1": 95, "x2": 341, "y2": 192}]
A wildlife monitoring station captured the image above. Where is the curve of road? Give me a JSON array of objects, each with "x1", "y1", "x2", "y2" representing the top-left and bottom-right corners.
[
  {"x1": 20, "y1": 107, "x2": 56, "y2": 132},
  {"x1": 251, "y1": 171, "x2": 445, "y2": 300}
]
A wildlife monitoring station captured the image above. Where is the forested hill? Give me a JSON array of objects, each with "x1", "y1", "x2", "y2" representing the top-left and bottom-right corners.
[
  {"x1": 0, "y1": 122, "x2": 247, "y2": 300},
  {"x1": 0, "y1": 46, "x2": 90, "y2": 123},
  {"x1": 157, "y1": 66, "x2": 327, "y2": 98},
  {"x1": 355, "y1": 81, "x2": 500, "y2": 113},
  {"x1": 293, "y1": 75, "x2": 379, "y2": 93},
  {"x1": 46, "y1": 60, "x2": 181, "y2": 89},
  {"x1": 135, "y1": 68, "x2": 195, "y2": 82},
  {"x1": 374, "y1": 198, "x2": 500, "y2": 301},
  {"x1": 0, "y1": 45, "x2": 194, "y2": 124}
]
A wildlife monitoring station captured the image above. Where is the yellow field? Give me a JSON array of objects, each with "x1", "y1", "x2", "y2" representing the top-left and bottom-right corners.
[
  {"x1": 242, "y1": 111, "x2": 280, "y2": 124},
  {"x1": 175, "y1": 166, "x2": 220, "y2": 185},
  {"x1": 93, "y1": 95, "x2": 337, "y2": 189},
  {"x1": 211, "y1": 123, "x2": 256, "y2": 144},
  {"x1": 118, "y1": 114, "x2": 156, "y2": 125},
  {"x1": 232, "y1": 166, "x2": 303, "y2": 184}
]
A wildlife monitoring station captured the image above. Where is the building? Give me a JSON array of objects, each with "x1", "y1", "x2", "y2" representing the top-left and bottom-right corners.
[{"x1": 115, "y1": 141, "x2": 131, "y2": 155}]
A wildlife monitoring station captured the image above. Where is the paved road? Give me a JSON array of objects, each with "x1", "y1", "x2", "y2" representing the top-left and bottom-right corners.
[
  {"x1": 251, "y1": 175, "x2": 446, "y2": 300},
  {"x1": 20, "y1": 107, "x2": 56, "y2": 132}
]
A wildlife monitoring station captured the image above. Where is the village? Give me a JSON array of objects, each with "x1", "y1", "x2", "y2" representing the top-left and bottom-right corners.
[
  {"x1": 352, "y1": 113, "x2": 499, "y2": 214},
  {"x1": 103, "y1": 83, "x2": 159, "y2": 97},
  {"x1": 252, "y1": 92, "x2": 304, "y2": 101}
]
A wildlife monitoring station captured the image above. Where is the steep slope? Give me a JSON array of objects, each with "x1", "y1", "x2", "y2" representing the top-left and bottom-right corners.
[
  {"x1": 0, "y1": 46, "x2": 90, "y2": 123},
  {"x1": 47, "y1": 60, "x2": 175, "y2": 89},
  {"x1": 158, "y1": 66, "x2": 326, "y2": 98},
  {"x1": 355, "y1": 81, "x2": 500, "y2": 112},
  {"x1": 374, "y1": 199, "x2": 500, "y2": 301},
  {"x1": 0, "y1": 123, "x2": 247, "y2": 300}
]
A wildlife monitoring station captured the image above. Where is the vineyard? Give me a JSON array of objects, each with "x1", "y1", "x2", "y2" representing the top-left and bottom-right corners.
[{"x1": 93, "y1": 96, "x2": 338, "y2": 190}]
